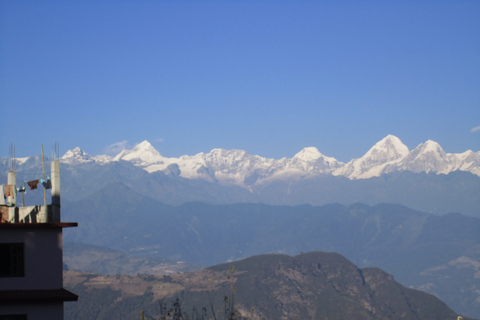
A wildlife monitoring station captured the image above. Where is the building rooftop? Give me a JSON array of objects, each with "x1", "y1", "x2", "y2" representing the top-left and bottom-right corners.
[
  {"x1": 1, "y1": 160, "x2": 66, "y2": 224},
  {"x1": 0, "y1": 222, "x2": 78, "y2": 229},
  {"x1": 0, "y1": 288, "x2": 78, "y2": 303}
]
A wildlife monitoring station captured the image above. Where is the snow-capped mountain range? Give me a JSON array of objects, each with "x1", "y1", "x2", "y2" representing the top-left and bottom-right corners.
[{"x1": 60, "y1": 135, "x2": 480, "y2": 186}]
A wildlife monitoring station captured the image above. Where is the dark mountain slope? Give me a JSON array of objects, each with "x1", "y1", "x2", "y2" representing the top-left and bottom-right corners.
[
  {"x1": 188, "y1": 252, "x2": 466, "y2": 320},
  {"x1": 64, "y1": 251, "x2": 472, "y2": 320}
]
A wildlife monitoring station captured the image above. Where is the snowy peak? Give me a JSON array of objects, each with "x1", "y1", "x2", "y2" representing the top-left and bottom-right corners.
[
  {"x1": 407, "y1": 140, "x2": 447, "y2": 164},
  {"x1": 61, "y1": 147, "x2": 93, "y2": 164},
  {"x1": 135, "y1": 140, "x2": 157, "y2": 151},
  {"x1": 289, "y1": 147, "x2": 341, "y2": 174},
  {"x1": 62, "y1": 147, "x2": 91, "y2": 159},
  {"x1": 205, "y1": 148, "x2": 252, "y2": 164},
  {"x1": 417, "y1": 140, "x2": 444, "y2": 155},
  {"x1": 335, "y1": 135, "x2": 409, "y2": 179},
  {"x1": 179, "y1": 148, "x2": 273, "y2": 184},
  {"x1": 398, "y1": 140, "x2": 449, "y2": 173},
  {"x1": 293, "y1": 147, "x2": 324, "y2": 161},
  {"x1": 114, "y1": 140, "x2": 164, "y2": 166},
  {"x1": 449, "y1": 150, "x2": 480, "y2": 176},
  {"x1": 48, "y1": 136, "x2": 480, "y2": 185},
  {"x1": 366, "y1": 135, "x2": 410, "y2": 161}
]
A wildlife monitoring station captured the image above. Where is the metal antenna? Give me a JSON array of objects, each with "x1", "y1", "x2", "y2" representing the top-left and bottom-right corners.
[
  {"x1": 52, "y1": 142, "x2": 60, "y2": 161},
  {"x1": 9, "y1": 143, "x2": 16, "y2": 172}
]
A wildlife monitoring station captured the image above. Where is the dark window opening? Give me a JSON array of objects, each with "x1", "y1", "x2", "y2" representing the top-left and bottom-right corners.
[{"x1": 0, "y1": 243, "x2": 25, "y2": 277}]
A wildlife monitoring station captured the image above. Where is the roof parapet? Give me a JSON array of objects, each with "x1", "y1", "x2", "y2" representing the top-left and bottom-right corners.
[
  {"x1": 1, "y1": 160, "x2": 62, "y2": 224},
  {"x1": 2, "y1": 205, "x2": 59, "y2": 223}
]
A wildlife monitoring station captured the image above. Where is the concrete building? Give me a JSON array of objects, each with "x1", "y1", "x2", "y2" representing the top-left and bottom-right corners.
[{"x1": 0, "y1": 160, "x2": 77, "y2": 320}]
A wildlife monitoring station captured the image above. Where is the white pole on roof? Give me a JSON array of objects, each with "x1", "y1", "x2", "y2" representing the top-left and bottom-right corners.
[{"x1": 41, "y1": 145, "x2": 46, "y2": 207}]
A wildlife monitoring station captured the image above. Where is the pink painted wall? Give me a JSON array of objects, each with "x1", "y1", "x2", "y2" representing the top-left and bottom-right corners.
[{"x1": 0, "y1": 227, "x2": 63, "y2": 290}]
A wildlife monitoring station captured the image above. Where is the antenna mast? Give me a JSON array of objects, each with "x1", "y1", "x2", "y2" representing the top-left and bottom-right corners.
[
  {"x1": 9, "y1": 143, "x2": 16, "y2": 172},
  {"x1": 52, "y1": 142, "x2": 60, "y2": 161}
]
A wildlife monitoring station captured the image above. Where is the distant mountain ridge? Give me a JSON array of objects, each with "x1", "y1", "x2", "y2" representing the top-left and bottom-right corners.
[{"x1": 58, "y1": 135, "x2": 480, "y2": 185}]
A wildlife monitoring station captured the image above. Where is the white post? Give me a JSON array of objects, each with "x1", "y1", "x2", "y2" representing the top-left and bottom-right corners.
[
  {"x1": 7, "y1": 171, "x2": 16, "y2": 206},
  {"x1": 51, "y1": 160, "x2": 61, "y2": 222},
  {"x1": 38, "y1": 205, "x2": 48, "y2": 223},
  {"x1": 41, "y1": 145, "x2": 46, "y2": 207}
]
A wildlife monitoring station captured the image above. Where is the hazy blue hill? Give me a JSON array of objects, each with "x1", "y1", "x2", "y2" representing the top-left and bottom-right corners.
[
  {"x1": 254, "y1": 170, "x2": 480, "y2": 216},
  {"x1": 58, "y1": 160, "x2": 258, "y2": 205},
  {"x1": 63, "y1": 181, "x2": 172, "y2": 252},
  {"x1": 63, "y1": 184, "x2": 480, "y2": 317}
]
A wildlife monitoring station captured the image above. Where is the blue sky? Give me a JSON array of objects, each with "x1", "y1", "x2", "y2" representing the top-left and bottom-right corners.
[{"x1": 1, "y1": 1, "x2": 479, "y2": 162}]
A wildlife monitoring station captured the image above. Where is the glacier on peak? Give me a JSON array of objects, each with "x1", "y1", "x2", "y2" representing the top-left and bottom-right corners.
[
  {"x1": 333, "y1": 135, "x2": 410, "y2": 179},
  {"x1": 61, "y1": 147, "x2": 94, "y2": 164},
  {"x1": 415, "y1": 140, "x2": 444, "y2": 154},
  {"x1": 396, "y1": 140, "x2": 450, "y2": 174},
  {"x1": 55, "y1": 135, "x2": 480, "y2": 184},
  {"x1": 363, "y1": 135, "x2": 410, "y2": 162},
  {"x1": 114, "y1": 140, "x2": 165, "y2": 166},
  {"x1": 293, "y1": 147, "x2": 324, "y2": 161},
  {"x1": 203, "y1": 148, "x2": 253, "y2": 164},
  {"x1": 165, "y1": 148, "x2": 279, "y2": 185},
  {"x1": 287, "y1": 147, "x2": 342, "y2": 175},
  {"x1": 62, "y1": 147, "x2": 89, "y2": 158},
  {"x1": 450, "y1": 150, "x2": 480, "y2": 176}
]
